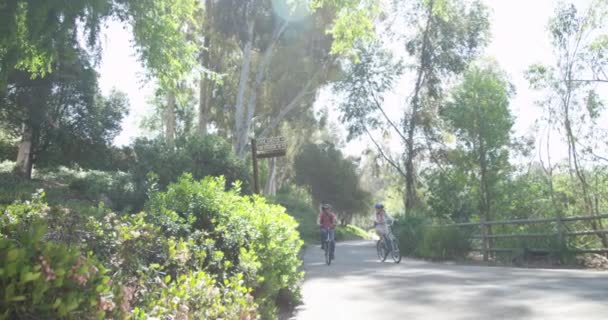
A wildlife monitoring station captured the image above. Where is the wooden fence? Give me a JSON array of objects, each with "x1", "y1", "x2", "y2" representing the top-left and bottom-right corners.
[{"x1": 437, "y1": 213, "x2": 608, "y2": 260}]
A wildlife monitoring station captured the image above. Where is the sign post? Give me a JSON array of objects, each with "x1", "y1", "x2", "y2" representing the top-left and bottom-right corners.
[
  {"x1": 251, "y1": 137, "x2": 287, "y2": 194},
  {"x1": 251, "y1": 138, "x2": 261, "y2": 194}
]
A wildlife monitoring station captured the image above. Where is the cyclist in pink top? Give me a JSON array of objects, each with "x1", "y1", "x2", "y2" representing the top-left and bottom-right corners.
[{"x1": 318, "y1": 204, "x2": 337, "y2": 252}]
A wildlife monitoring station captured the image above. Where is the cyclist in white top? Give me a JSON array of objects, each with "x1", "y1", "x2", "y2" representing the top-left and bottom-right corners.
[{"x1": 373, "y1": 203, "x2": 393, "y2": 251}]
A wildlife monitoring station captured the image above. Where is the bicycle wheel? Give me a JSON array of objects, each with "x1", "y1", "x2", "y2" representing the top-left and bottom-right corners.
[
  {"x1": 391, "y1": 239, "x2": 402, "y2": 263},
  {"x1": 325, "y1": 241, "x2": 332, "y2": 265},
  {"x1": 376, "y1": 240, "x2": 387, "y2": 262}
]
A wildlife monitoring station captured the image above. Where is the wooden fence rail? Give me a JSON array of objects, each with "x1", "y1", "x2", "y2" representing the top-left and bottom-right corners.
[{"x1": 432, "y1": 213, "x2": 608, "y2": 260}]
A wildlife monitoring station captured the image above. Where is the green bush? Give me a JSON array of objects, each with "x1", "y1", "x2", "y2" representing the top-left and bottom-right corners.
[
  {"x1": 394, "y1": 216, "x2": 427, "y2": 256},
  {"x1": 0, "y1": 172, "x2": 38, "y2": 205},
  {"x1": 67, "y1": 169, "x2": 142, "y2": 212},
  {"x1": 0, "y1": 195, "x2": 113, "y2": 320},
  {"x1": 134, "y1": 272, "x2": 257, "y2": 320},
  {"x1": 130, "y1": 135, "x2": 251, "y2": 196},
  {"x1": 146, "y1": 175, "x2": 303, "y2": 318},
  {"x1": 417, "y1": 226, "x2": 471, "y2": 260},
  {"x1": 0, "y1": 165, "x2": 142, "y2": 213},
  {"x1": 335, "y1": 225, "x2": 371, "y2": 241},
  {"x1": 272, "y1": 187, "x2": 318, "y2": 243},
  {"x1": 0, "y1": 175, "x2": 304, "y2": 319},
  {"x1": 0, "y1": 134, "x2": 16, "y2": 162}
]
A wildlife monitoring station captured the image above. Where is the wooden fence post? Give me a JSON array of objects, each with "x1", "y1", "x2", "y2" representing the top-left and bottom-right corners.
[
  {"x1": 481, "y1": 220, "x2": 489, "y2": 262},
  {"x1": 556, "y1": 212, "x2": 565, "y2": 250}
]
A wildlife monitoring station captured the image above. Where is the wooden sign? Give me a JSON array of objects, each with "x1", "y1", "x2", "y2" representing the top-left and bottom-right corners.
[
  {"x1": 251, "y1": 137, "x2": 287, "y2": 194},
  {"x1": 256, "y1": 137, "x2": 287, "y2": 158}
]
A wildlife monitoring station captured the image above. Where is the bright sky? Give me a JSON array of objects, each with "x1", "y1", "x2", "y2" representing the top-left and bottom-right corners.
[{"x1": 98, "y1": 0, "x2": 603, "y2": 162}]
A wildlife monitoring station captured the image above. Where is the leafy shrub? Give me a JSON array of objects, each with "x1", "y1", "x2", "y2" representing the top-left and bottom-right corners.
[
  {"x1": 134, "y1": 272, "x2": 257, "y2": 320},
  {"x1": 0, "y1": 135, "x2": 16, "y2": 162},
  {"x1": 146, "y1": 174, "x2": 303, "y2": 318},
  {"x1": 67, "y1": 169, "x2": 142, "y2": 212},
  {"x1": 272, "y1": 187, "x2": 318, "y2": 243},
  {"x1": 130, "y1": 135, "x2": 251, "y2": 196},
  {"x1": 394, "y1": 216, "x2": 427, "y2": 256},
  {"x1": 335, "y1": 225, "x2": 371, "y2": 241},
  {"x1": 0, "y1": 165, "x2": 142, "y2": 214},
  {"x1": 0, "y1": 171, "x2": 38, "y2": 205},
  {"x1": 417, "y1": 226, "x2": 471, "y2": 260},
  {"x1": 0, "y1": 196, "x2": 113, "y2": 320},
  {"x1": 1, "y1": 175, "x2": 304, "y2": 319}
]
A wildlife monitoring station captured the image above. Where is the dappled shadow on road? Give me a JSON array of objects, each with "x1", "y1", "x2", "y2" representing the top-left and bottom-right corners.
[{"x1": 294, "y1": 241, "x2": 608, "y2": 319}]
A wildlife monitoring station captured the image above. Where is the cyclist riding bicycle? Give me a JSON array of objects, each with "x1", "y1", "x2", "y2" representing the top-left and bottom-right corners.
[
  {"x1": 318, "y1": 204, "x2": 337, "y2": 258},
  {"x1": 373, "y1": 203, "x2": 394, "y2": 252}
]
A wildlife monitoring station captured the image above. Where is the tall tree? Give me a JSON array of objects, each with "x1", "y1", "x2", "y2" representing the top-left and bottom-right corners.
[
  {"x1": 400, "y1": 0, "x2": 490, "y2": 214},
  {"x1": 1, "y1": 46, "x2": 128, "y2": 177},
  {"x1": 0, "y1": 0, "x2": 202, "y2": 175},
  {"x1": 527, "y1": 0, "x2": 608, "y2": 248},
  {"x1": 336, "y1": 0, "x2": 490, "y2": 215},
  {"x1": 441, "y1": 61, "x2": 514, "y2": 261},
  {"x1": 213, "y1": 0, "x2": 377, "y2": 158}
]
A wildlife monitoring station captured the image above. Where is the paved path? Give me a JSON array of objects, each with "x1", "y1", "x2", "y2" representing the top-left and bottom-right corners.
[{"x1": 292, "y1": 241, "x2": 608, "y2": 320}]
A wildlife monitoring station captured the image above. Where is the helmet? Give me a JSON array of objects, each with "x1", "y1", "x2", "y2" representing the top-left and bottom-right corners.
[
  {"x1": 374, "y1": 203, "x2": 384, "y2": 209},
  {"x1": 321, "y1": 203, "x2": 332, "y2": 210}
]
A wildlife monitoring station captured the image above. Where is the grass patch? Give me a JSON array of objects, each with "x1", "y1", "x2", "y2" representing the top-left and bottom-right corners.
[{"x1": 336, "y1": 224, "x2": 372, "y2": 241}]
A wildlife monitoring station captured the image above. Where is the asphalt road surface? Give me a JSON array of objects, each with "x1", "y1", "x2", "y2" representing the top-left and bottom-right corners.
[{"x1": 292, "y1": 241, "x2": 608, "y2": 320}]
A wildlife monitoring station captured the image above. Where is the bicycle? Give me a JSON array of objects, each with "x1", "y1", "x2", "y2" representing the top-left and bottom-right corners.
[
  {"x1": 376, "y1": 222, "x2": 401, "y2": 263},
  {"x1": 323, "y1": 229, "x2": 335, "y2": 266}
]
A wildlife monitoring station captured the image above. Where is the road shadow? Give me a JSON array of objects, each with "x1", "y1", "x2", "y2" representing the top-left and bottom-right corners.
[{"x1": 293, "y1": 240, "x2": 608, "y2": 319}]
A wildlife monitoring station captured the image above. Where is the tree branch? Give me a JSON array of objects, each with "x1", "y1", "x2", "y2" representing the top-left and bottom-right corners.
[
  {"x1": 363, "y1": 125, "x2": 407, "y2": 179},
  {"x1": 258, "y1": 59, "x2": 332, "y2": 138},
  {"x1": 369, "y1": 90, "x2": 407, "y2": 142},
  {"x1": 422, "y1": 126, "x2": 447, "y2": 174},
  {"x1": 567, "y1": 79, "x2": 608, "y2": 83}
]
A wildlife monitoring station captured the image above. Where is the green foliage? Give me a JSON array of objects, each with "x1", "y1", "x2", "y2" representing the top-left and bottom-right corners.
[
  {"x1": 335, "y1": 225, "x2": 371, "y2": 241},
  {"x1": 294, "y1": 143, "x2": 371, "y2": 223},
  {"x1": 311, "y1": 0, "x2": 378, "y2": 56},
  {"x1": 417, "y1": 227, "x2": 471, "y2": 260},
  {"x1": 0, "y1": 195, "x2": 112, "y2": 320},
  {"x1": 130, "y1": 135, "x2": 251, "y2": 196},
  {"x1": 0, "y1": 165, "x2": 141, "y2": 214},
  {"x1": 443, "y1": 61, "x2": 513, "y2": 155},
  {"x1": 1, "y1": 52, "x2": 129, "y2": 174},
  {"x1": 0, "y1": 0, "x2": 200, "y2": 91},
  {"x1": 133, "y1": 272, "x2": 257, "y2": 320},
  {"x1": 334, "y1": 41, "x2": 404, "y2": 141},
  {"x1": 0, "y1": 170, "x2": 38, "y2": 205},
  {"x1": 394, "y1": 216, "x2": 427, "y2": 256},
  {"x1": 0, "y1": 174, "x2": 304, "y2": 319},
  {"x1": 66, "y1": 169, "x2": 141, "y2": 213},
  {"x1": 145, "y1": 175, "x2": 303, "y2": 318},
  {"x1": 123, "y1": 0, "x2": 199, "y2": 91},
  {"x1": 272, "y1": 187, "x2": 318, "y2": 244},
  {"x1": 0, "y1": 0, "x2": 112, "y2": 82},
  {"x1": 0, "y1": 132, "x2": 16, "y2": 161},
  {"x1": 424, "y1": 164, "x2": 476, "y2": 222},
  {"x1": 440, "y1": 61, "x2": 514, "y2": 227}
]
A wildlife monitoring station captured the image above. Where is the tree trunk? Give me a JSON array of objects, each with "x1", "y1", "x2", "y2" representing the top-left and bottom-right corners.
[
  {"x1": 237, "y1": 20, "x2": 287, "y2": 158},
  {"x1": 197, "y1": 0, "x2": 212, "y2": 136},
  {"x1": 198, "y1": 77, "x2": 210, "y2": 136},
  {"x1": 565, "y1": 120, "x2": 608, "y2": 248},
  {"x1": 15, "y1": 123, "x2": 34, "y2": 179},
  {"x1": 562, "y1": 55, "x2": 608, "y2": 248},
  {"x1": 479, "y1": 145, "x2": 492, "y2": 261},
  {"x1": 235, "y1": 21, "x2": 255, "y2": 157},
  {"x1": 165, "y1": 91, "x2": 176, "y2": 146},
  {"x1": 264, "y1": 158, "x2": 277, "y2": 196},
  {"x1": 404, "y1": 0, "x2": 434, "y2": 216}
]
